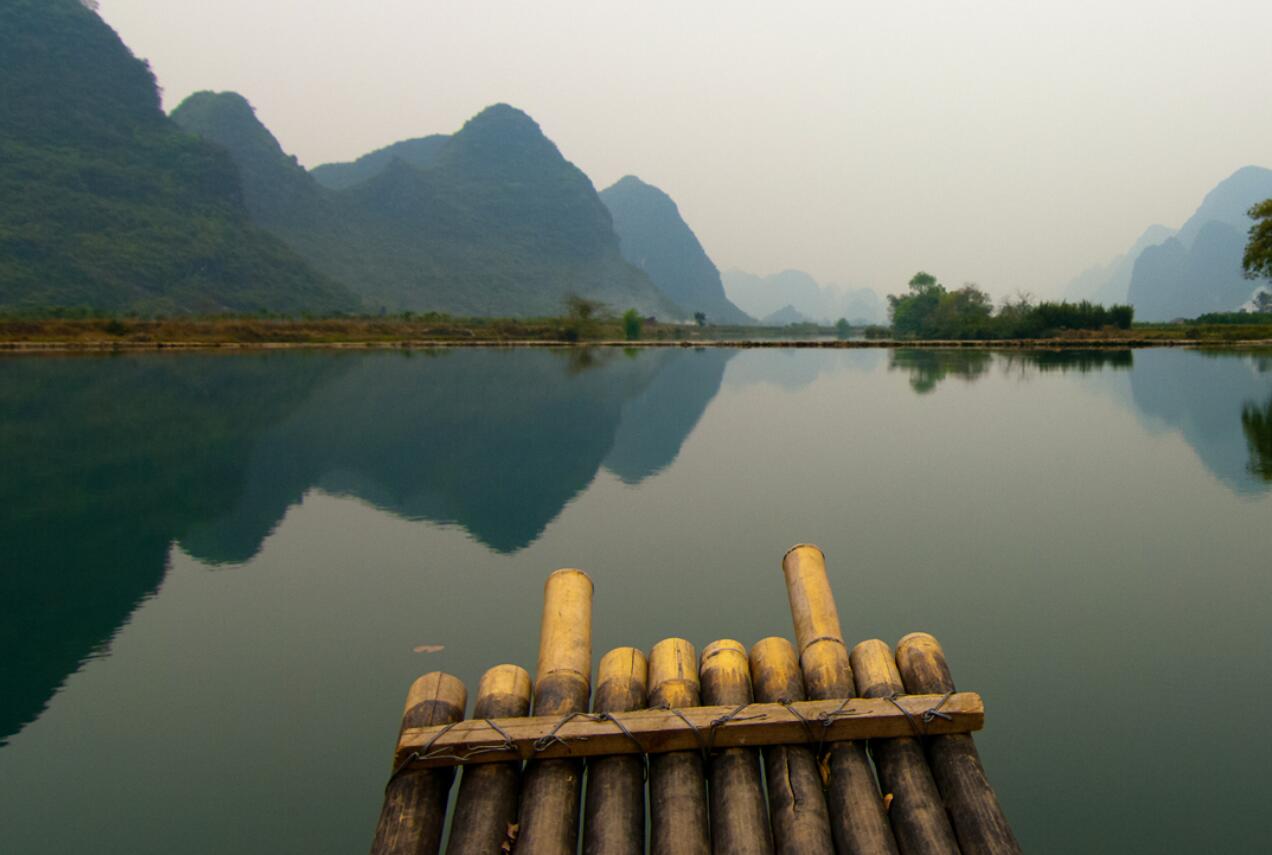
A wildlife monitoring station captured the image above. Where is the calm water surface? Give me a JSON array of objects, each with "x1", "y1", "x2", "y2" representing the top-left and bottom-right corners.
[{"x1": 2, "y1": 347, "x2": 1270, "y2": 853}]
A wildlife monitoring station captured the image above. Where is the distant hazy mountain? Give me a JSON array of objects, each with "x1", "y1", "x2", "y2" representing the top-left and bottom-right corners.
[
  {"x1": 310, "y1": 136, "x2": 449, "y2": 190},
  {"x1": 1129, "y1": 222, "x2": 1255, "y2": 320},
  {"x1": 761, "y1": 304, "x2": 815, "y2": 325},
  {"x1": 1126, "y1": 167, "x2": 1272, "y2": 320},
  {"x1": 173, "y1": 95, "x2": 682, "y2": 318},
  {"x1": 0, "y1": 0, "x2": 355, "y2": 315},
  {"x1": 1175, "y1": 166, "x2": 1272, "y2": 248},
  {"x1": 1063, "y1": 224, "x2": 1176, "y2": 306},
  {"x1": 722, "y1": 268, "x2": 885, "y2": 324},
  {"x1": 600, "y1": 176, "x2": 752, "y2": 324}
]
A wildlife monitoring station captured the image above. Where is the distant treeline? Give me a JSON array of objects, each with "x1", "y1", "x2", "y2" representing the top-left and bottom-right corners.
[{"x1": 888, "y1": 273, "x2": 1133, "y2": 339}]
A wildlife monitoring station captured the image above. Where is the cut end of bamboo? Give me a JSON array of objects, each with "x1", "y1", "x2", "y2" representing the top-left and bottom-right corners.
[
  {"x1": 849, "y1": 639, "x2": 904, "y2": 699},
  {"x1": 405, "y1": 671, "x2": 467, "y2": 715},
  {"x1": 401, "y1": 671, "x2": 468, "y2": 731},
  {"x1": 895, "y1": 632, "x2": 956, "y2": 695},
  {"x1": 749, "y1": 636, "x2": 805, "y2": 703},
  {"x1": 649, "y1": 637, "x2": 700, "y2": 707},
  {"x1": 535, "y1": 567, "x2": 594, "y2": 689},
  {"x1": 545, "y1": 566, "x2": 594, "y2": 591},
  {"x1": 594, "y1": 646, "x2": 649, "y2": 713},
  {"x1": 780, "y1": 544, "x2": 844, "y2": 653},
  {"x1": 782, "y1": 542, "x2": 826, "y2": 561},
  {"x1": 701, "y1": 639, "x2": 753, "y2": 705},
  {"x1": 474, "y1": 664, "x2": 533, "y2": 718},
  {"x1": 598, "y1": 646, "x2": 649, "y2": 687}
]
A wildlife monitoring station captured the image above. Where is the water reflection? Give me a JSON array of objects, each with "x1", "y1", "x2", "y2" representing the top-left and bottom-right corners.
[
  {"x1": 0, "y1": 353, "x2": 346, "y2": 744},
  {"x1": 1241, "y1": 399, "x2": 1272, "y2": 480},
  {"x1": 0, "y1": 348, "x2": 730, "y2": 742},
  {"x1": 4, "y1": 346, "x2": 1270, "y2": 746},
  {"x1": 889, "y1": 348, "x2": 1135, "y2": 394},
  {"x1": 1127, "y1": 350, "x2": 1272, "y2": 495},
  {"x1": 888, "y1": 349, "x2": 993, "y2": 394}
]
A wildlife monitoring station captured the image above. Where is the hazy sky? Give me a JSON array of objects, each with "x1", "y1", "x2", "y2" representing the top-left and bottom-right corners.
[{"x1": 100, "y1": 0, "x2": 1272, "y2": 299}]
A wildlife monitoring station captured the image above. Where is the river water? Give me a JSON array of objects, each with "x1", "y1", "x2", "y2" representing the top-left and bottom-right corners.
[{"x1": 1, "y1": 346, "x2": 1270, "y2": 853}]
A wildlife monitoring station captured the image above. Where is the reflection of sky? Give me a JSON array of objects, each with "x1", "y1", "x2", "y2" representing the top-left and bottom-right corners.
[
  {"x1": 1126, "y1": 350, "x2": 1272, "y2": 495},
  {"x1": 2, "y1": 348, "x2": 1272, "y2": 855}
]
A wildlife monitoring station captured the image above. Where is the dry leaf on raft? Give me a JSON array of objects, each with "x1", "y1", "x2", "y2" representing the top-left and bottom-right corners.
[
  {"x1": 501, "y1": 822, "x2": 519, "y2": 852},
  {"x1": 413, "y1": 644, "x2": 445, "y2": 654}
]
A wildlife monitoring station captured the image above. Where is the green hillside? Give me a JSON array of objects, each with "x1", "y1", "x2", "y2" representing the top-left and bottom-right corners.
[
  {"x1": 0, "y1": 0, "x2": 356, "y2": 315},
  {"x1": 173, "y1": 94, "x2": 684, "y2": 318}
]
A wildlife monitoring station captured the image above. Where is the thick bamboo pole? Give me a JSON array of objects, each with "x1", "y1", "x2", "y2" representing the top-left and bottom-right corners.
[
  {"x1": 648, "y1": 638, "x2": 711, "y2": 855},
  {"x1": 895, "y1": 633, "x2": 1020, "y2": 855},
  {"x1": 516, "y1": 569, "x2": 593, "y2": 855},
  {"x1": 445, "y1": 665, "x2": 533, "y2": 855},
  {"x1": 583, "y1": 647, "x2": 649, "y2": 855},
  {"x1": 781, "y1": 544, "x2": 899, "y2": 855},
  {"x1": 749, "y1": 637, "x2": 834, "y2": 855},
  {"x1": 371, "y1": 672, "x2": 468, "y2": 855},
  {"x1": 700, "y1": 640, "x2": 773, "y2": 855},
  {"x1": 850, "y1": 640, "x2": 959, "y2": 854}
]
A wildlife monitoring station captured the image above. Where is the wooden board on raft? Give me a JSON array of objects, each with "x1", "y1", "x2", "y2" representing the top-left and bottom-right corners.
[{"x1": 394, "y1": 691, "x2": 983, "y2": 769}]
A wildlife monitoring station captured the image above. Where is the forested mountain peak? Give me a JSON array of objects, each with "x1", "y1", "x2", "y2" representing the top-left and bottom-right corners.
[
  {"x1": 0, "y1": 0, "x2": 356, "y2": 314},
  {"x1": 600, "y1": 175, "x2": 752, "y2": 324}
]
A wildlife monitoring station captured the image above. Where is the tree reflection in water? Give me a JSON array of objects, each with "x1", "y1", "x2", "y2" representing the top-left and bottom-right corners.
[{"x1": 1241, "y1": 399, "x2": 1272, "y2": 480}]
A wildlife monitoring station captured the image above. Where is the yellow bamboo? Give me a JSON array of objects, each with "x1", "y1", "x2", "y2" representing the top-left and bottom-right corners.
[
  {"x1": 371, "y1": 672, "x2": 468, "y2": 855},
  {"x1": 649, "y1": 638, "x2": 710, "y2": 855},
  {"x1": 700, "y1": 640, "x2": 773, "y2": 855},
  {"x1": 445, "y1": 665, "x2": 532, "y2": 855},
  {"x1": 516, "y1": 569, "x2": 593, "y2": 855},
  {"x1": 583, "y1": 647, "x2": 649, "y2": 855},
  {"x1": 780, "y1": 545, "x2": 898, "y2": 855}
]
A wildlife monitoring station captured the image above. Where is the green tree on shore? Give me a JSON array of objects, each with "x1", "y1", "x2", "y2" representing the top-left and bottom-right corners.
[
  {"x1": 1244, "y1": 199, "x2": 1272, "y2": 281},
  {"x1": 622, "y1": 308, "x2": 642, "y2": 340},
  {"x1": 887, "y1": 272, "x2": 1132, "y2": 339}
]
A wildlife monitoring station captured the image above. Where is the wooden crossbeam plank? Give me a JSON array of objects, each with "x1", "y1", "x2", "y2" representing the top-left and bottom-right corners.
[{"x1": 395, "y1": 692, "x2": 983, "y2": 769}]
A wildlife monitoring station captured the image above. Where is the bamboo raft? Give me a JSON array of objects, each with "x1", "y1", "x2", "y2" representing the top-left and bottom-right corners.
[{"x1": 370, "y1": 545, "x2": 1020, "y2": 855}]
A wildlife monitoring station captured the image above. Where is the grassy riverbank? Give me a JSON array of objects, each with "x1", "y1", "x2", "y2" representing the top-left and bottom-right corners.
[{"x1": 2, "y1": 316, "x2": 1271, "y2": 350}]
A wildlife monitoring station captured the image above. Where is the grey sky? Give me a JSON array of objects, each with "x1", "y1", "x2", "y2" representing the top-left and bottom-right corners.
[{"x1": 101, "y1": 0, "x2": 1272, "y2": 299}]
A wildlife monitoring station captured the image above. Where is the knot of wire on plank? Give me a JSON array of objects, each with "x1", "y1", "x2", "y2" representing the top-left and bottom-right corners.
[
  {"x1": 657, "y1": 703, "x2": 710, "y2": 765},
  {"x1": 886, "y1": 689, "x2": 955, "y2": 736},
  {"x1": 590, "y1": 711, "x2": 650, "y2": 781},
  {"x1": 385, "y1": 718, "x2": 462, "y2": 789},
  {"x1": 531, "y1": 711, "x2": 595, "y2": 753},
  {"x1": 389, "y1": 717, "x2": 524, "y2": 784},
  {"x1": 779, "y1": 696, "x2": 860, "y2": 760},
  {"x1": 705, "y1": 703, "x2": 766, "y2": 755}
]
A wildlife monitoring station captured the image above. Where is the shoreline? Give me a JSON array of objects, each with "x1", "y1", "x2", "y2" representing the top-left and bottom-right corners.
[{"x1": 4, "y1": 337, "x2": 1272, "y2": 354}]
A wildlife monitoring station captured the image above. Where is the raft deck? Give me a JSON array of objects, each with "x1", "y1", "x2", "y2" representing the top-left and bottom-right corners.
[{"x1": 370, "y1": 544, "x2": 1020, "y2": 855}]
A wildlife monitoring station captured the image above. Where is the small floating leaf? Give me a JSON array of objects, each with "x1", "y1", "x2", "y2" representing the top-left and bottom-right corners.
[{"x1": 413, "y1": 644, "x2": 445, "y2": 654}]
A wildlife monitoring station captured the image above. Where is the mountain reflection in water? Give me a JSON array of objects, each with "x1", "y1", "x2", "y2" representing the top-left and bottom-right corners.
[
  {"x1": 2, "y1": 346, "x2": 1269, "y2": 748},
  {"x1": 0, "y1": 347, "x2": 730, "y2": 742}
]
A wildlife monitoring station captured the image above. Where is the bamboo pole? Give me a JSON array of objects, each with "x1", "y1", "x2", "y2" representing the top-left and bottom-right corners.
[
  {"x1": 749, "y1": 637, "x2": 835, "y2": 855},
  {"x1": 700, "y1": 640, "x2": 773, "y2": 855},
  {"x1": 895, "y1": 633, "x2": 1020, "y2": 855},
  {"x1": 515, "y1": 568, "x2": 594, "y2": 855},
  {"x1": 371, "y1": 672, "x2": 468, "y2": 855},
  {"x1": 648, "y1": 638, "x2": 711, "y2": 855},
  {"x1": 583, "y1": 647, "x2": 649, "y2": 855},
  {"x1": 780, "y1": 544, "x2": 899, "y2": 855},
  {"x1": 850, "y1": 639, "x2": 959, "y2": 854},
  {"x1": 445, "y1": 665, "x2": 533, "y2": 855}
]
